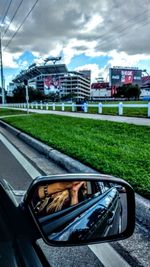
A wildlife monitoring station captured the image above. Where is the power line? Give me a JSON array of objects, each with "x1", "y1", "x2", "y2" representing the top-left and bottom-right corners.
[
  {"x1": 95, "y1": 9, "x2": 150, "y2": 50},
  {"x1": 0, "y1": 0, "x2": 13, "y2": 26},
  {"x1": 2, "y1": 0, "x2": 25, "y2": 39},
  {"x1": 3, "y1": 0, "x2": 39, "y2": 51},
  {"x1": 104, "y1": 18, "x2": 150, "y2": 50},
  {"x1": 98, "y1": 7, "x2": 150, "y2": 46}
]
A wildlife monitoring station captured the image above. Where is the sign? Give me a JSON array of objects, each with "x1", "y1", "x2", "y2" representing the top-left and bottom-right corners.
[
  {"x1": 44, "y1": 76, "x2": 61, "y2": 95},
  {"x1": 110, "y1": 68, "x2": 142, "y2": 87}
]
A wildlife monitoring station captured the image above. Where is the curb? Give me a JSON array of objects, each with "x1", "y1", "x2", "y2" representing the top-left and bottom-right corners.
[
  {"x1": 0, "y1": 120, "x2": 97, "y2": 174},
  {"x1": 0, "y1": 119, "x2": 149, "y2": 230}
]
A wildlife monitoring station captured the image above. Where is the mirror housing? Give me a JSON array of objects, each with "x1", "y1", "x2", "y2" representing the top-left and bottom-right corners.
[{"x1": 24, "y1": 174, "x2": 135, "y2": 246}]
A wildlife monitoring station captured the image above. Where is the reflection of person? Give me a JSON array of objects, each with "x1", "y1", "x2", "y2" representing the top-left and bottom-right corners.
[{"x1": 33, "y1": 181, "x2": 87, "y2": 216}]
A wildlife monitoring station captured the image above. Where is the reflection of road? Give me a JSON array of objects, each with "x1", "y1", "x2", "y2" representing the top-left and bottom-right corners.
[{"x1": 119, "y1": 193, "x2": 127, "y2": 232}]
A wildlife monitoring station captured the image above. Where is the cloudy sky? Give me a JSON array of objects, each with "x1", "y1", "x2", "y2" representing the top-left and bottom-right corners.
[{"x1": 0, "y1": 0, "x2": 150, "y2": 86}]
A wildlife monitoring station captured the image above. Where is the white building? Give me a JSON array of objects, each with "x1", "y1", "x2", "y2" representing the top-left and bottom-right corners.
[
  {"x1": 140, "y1": 86, "x2": 150, "y2": 100},
  {"x1": 90, "y1": 82, "x2": 111, "y2": 100},
  {"x1": 140, "y1": 76, "x2": 150, "y2": 100}
]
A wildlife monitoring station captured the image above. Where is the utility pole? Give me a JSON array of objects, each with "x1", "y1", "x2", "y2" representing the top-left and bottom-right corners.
[
  {"x1": 24, "y1": 79, "x2": 29, "y2": 114},
  {"x1": 0, "y1": 31, "x2": 5, "y2": 104}
]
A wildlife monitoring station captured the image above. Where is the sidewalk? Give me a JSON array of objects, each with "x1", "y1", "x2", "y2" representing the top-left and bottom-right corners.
[{"x1": 12, "y1": 108, "x2": 150, "y2": 126}]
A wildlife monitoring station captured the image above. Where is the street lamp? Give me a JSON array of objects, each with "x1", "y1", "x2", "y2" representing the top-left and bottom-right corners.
[
  {"x1": 0, "y1": 31, "x2": 5, "y2": 104},
  {"x1": 24, "y1": 79, "x2": 29, "y2": 114}
]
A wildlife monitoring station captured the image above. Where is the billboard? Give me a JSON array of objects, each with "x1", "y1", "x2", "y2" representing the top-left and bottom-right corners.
[
  {"x1": 110, "y1": 67, "x2": 142, "y2": 87},
  {"x1": 91, "y1": 82, "x2": 109, "y2": 89},
  {"x1": 44, "y1": 76, "x2": 61, "y2": 95}
]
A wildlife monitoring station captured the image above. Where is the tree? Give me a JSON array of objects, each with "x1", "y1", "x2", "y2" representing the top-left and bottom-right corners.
[
  {"x1": 126, "y1": 84, "x2": 141, "y2": 100},
  {"x1": 10, "y1": 85, "x2": 45, "y2": 103},
  {"x1": 13, "y1": 85, "x2": 26, "y2": 102},
  {"x1": 115, "y1": 84, "x2": 141, "y2": 100},
  {"x1": 45, "y1": 91, "x2": 60, "y2": 102},
  {"x1": 61, "y1": 92, "x2": 76, "y2": 101}
]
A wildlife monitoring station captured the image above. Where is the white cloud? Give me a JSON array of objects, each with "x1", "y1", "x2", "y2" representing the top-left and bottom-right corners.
[
  {"x1": 0, "y1": 0, "x2": 150, "y2": 79},
  {"x1": 18, "y1": 59, "x2": 29, "y2": 69},
  {"x1": 2, "y1": 51, "x2": 21, "y2": 68},
  {"x1": 107, "y1": 50, "x2": 150, "y2": 68},
  {"x1": 83, "y1": 14, "x2": 103, "y2": 32},
  {"x1": 62, "y1": 38, "x2": 106, "y2": 65},
  {"x1": 1, "y1": 0, "x2": 149, "y2": 59},
  {"x1": 50, "y1": 43, "x2": 63, "y2": 57}
]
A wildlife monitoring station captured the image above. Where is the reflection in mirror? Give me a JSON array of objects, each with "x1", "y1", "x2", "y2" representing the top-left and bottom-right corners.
[{"x1": 29, "y1": 180, "x2": 127, "y2": 243}]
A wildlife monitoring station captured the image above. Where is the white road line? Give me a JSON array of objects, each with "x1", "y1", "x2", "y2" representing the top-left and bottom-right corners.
[
  {"x1": 0, "y1": 133, "x2": 41, "y2": 179},
  {"x1": 0, "y1": 132, "x2": 131, "y2": 267},
  {"x1": 89, "y1": 243, "x2": 130, "y2": 267}
]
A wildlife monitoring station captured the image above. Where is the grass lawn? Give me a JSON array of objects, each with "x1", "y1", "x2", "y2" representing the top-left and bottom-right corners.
[
  {"x1": 88, "y1": 106, "x2": 148, "y2": 117},
  {"x1": 87, "y1": 101, "x2": 148, "y2": 117},
  {"x1": 2, "y1": 114, "x2": 150, "y2": 199},
  {"x1": 0, "y1": 108, "x2": 26, "y2": 117},
  {"x1": 30, "y1": 101, "x2": 149, "y2": 117}
]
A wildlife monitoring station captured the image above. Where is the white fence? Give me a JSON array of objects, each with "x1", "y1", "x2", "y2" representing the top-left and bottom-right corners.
[{"x1": 1, "y1": 102, "x2": 150, "y2": 117}]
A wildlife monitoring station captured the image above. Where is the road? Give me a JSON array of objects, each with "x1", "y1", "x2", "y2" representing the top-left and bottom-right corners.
[{"x1": 0, "y1": 125, "x2": 149, "y2": 267}]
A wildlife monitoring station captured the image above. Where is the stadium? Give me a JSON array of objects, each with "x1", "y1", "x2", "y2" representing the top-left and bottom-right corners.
[{"x1": 12, "y1": 61, "x2": 91, "y2": 100}]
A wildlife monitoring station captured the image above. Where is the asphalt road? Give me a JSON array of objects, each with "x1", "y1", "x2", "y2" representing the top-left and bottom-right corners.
[
  {"x1": 0, "y1": 130, "x2": 103, "y2": 267},
  {"x1": 0, "y1": 125, "x2": 149, "y2": 267},
  {"x1": 0, "y1": 139, "x2": 31, "y2": 190}
]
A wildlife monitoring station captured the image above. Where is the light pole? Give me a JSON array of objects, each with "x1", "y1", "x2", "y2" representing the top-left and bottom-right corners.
[
  {"x1": 24, "y1": 79, "x2": 29, "y2": 114},
  {"x1": 0, "y1": 31, "x2": 5, "y2": 104}
]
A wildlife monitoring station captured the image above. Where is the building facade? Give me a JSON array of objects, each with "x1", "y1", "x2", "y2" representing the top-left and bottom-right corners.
[
  {"x1": 13, "y1": 64, "x2": 91, "y2": 100},
  {"x1": 90, "y1": 82, "x2": 111, "y2": 100},
  {"x1": 140, "y1": 76, "x2": 150, "y2": 100}
]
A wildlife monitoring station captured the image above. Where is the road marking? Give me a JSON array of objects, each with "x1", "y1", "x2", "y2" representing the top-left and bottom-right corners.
[
  {"x1": 0, "y1": 133, "x2": 41, "y2": 179},
  {"x1": 89, "y1": 243, "x2": 130, "y2": 267}
]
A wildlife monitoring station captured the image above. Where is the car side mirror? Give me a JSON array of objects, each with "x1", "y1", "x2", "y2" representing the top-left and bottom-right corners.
[{"x1": 24, "y1": 174, "x2": 135, "y2": 246}]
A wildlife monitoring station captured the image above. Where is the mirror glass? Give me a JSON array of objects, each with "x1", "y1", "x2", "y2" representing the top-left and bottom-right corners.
[{"x1": 28, "y1": 180, "x2": 128, "y2": 243}]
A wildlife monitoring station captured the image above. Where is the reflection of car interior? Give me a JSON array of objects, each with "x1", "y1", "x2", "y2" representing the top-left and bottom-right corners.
[{"x1": 37, "y1": 181, "x2": 123, "y2": 242}]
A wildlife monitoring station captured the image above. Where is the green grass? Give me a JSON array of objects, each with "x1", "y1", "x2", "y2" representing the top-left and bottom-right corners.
[
  {"x1": 46, "y1": 101, "x2": 149, "y2": 117},
  {"x1": 88, "y1": 106, "x2": 147, "y2": 117},
  {"x1": 26, "y1": 100, "x2": 149, "y2": 117},
  {"x1": 90, "y1": 101, "x2": 149, "y2": 104},
  {"x1": 0, "y1": 108, "x2": 26, "y2": 117},
  {"x1": 2, "y1": 114, "x2": 150, "y2": 199},
  {"x1": 88, "y1": 101, "x2": 148, "y2": 117}
]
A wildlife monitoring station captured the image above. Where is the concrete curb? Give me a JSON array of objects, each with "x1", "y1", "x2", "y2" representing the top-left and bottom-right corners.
[
  {"x1": 0, "y1": 119, "x2": 149, "y2": 230},
  {"x1": 0, "y1": 120, "x2": 97, "y2": 174}
]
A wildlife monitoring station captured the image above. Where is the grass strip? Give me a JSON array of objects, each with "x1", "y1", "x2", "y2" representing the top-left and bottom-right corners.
[
  {"x1": 2, "y1": 114, "x2": 150, "y2": 199},
  {"x1": 0, "y1": 108, "x2": 26, "y2": 117}
]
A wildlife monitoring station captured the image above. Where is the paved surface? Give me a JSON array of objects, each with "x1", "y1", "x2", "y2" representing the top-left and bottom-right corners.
[
  {"x1": 0, "y1": 126, "x2": 103, "y2": 267},
  {"x1": 0, "y1": 125, "x2": 149, "y2": 267},
  {"x1": 5, "y1": 108, "x2": 150, "y2": 126},
  {"x1": 0, "y1": 139, "x2": 31, "y2": 190}
]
